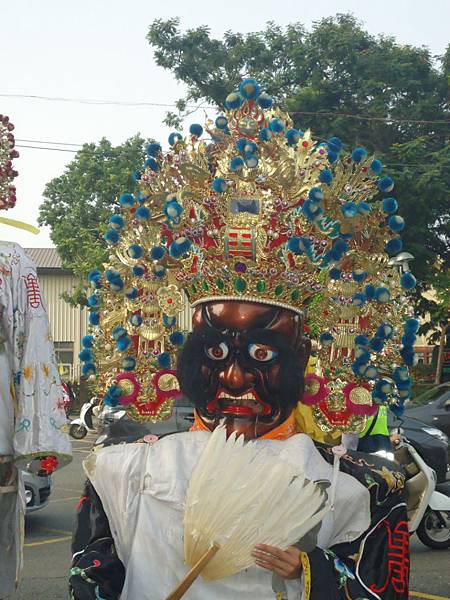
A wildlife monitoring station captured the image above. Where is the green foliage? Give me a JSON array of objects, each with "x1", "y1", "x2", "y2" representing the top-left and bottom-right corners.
[
  {"x1": 148, "y1": 14, "x2": 450, "y2": 323},
  {"x1": 39, "y1": 136, "x2": 147, "y2": 304}
]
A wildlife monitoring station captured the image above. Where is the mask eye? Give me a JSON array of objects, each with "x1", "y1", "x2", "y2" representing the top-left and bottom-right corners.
[
  {"x1": 205, "y1": 341, "x2": 229, "y2": 361},
  {"x1": 248, "y1": 343, "x2": 278, "y2": 362}
]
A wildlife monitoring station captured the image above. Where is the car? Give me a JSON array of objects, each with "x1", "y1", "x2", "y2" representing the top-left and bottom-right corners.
[
  {"x1": 22, "y1": 470, "x2": 53, "y2": 513},
  {"x1": 404, "y1": 383, "x2": 450, "y2": 437}
]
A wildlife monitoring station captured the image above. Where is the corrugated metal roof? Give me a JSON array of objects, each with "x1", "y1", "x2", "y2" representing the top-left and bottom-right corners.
[{"x1": 25, "y1": 247, "x2": 63, "y2": 269}]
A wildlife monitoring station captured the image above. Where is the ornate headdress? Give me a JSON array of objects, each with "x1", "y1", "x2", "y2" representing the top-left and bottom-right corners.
[{"x1": 83, "y1": 79, "x2": 418, "y2": 433}]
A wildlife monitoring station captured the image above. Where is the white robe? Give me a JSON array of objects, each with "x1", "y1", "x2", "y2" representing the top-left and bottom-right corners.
[
  {"x1": 85, "y1": 430, "x2": 371, "y2": 600},
  {"x1": 0, "y1": 242, "x2": 72, "y2": 597}
]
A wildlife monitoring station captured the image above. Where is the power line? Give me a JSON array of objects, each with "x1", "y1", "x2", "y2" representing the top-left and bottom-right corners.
[
  {"x1": 16, "y1": 138, "x2": 84, "y2": 147},
  {"x1": 0, "y1": 92, "x2": 198, "y2": 109},
  {"x1": 16, "y1": 144, "x2": 78, "y2": 153},
  {"x1": 293, "y1": 110, "x2": 450, "y2": 125},
  {"x1": 3, "y1": 92, "x2": 449, "y2": 125},
  {"x1": 15, "y1": 143, "x2": 450, "y2": 170}
]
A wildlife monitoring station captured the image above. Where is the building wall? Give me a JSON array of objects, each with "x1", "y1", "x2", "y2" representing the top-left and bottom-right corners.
[{"x1": 38, "y1": 271, "x2": 88, "y2": 380}]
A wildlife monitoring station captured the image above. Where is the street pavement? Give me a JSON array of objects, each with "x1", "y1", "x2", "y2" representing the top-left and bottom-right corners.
[{"x1": 9, "y1": 433, "x2": 450, "y2": 600}]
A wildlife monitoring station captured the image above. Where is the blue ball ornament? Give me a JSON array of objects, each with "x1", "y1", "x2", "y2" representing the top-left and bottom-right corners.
[
  {"x1": 308, "y1": 187, "x2": 324, "y2": 203},
  {"x1": 157, "y1": 352, "x2": 171, "y2": 369},
  {"x1": 132, "y1": 264, "x2": 146, "y2": 277},
  {"x1": 370, "y1": 159, "x2": 382, "y2": 175},
  {"x1": 245, "y1": 155, "x2": 259, "y2": 169},
  {"x1": 146, "y1": 143, "x2": 161, "y2": 157},
  {"x1": 82, "y1": 335, "x2": 94, "y2": 348},
  {"x1": 341, "y1": 202, "x2": 358, "y2": 218},
  {"x1": 215, "y1": 115, "x2": 228, "y2": 129},
  {"x1": 327, "y1": 137, "x2": 343, "y2": 153},
  {"x1": 112, "y1": 326, "x2": 127, "y2": 340},
  {"x1": 319, "y1": 332, "x2": 334, "y2": 346},
  {"x1": 153, "y1": 265, "x2": 166, "y2": 279},
  {"x1": 388, "y1": 215, "x2": 405, "y2": 232},
  {"x1": 163, "y1": 315, "x2": 177, "y2": 328},
  {"x1": 375, "y1": 287, "x2": 391, "y2": 304},
  {"x1": 285, "y1": 128, "x2": 301, "y2": 146},
  {"x1": 103, "y1": 229, "x2": 120, "y2": 245},
  {"x1": 400, "y1": 272, "x2": 417, "y2": 290},
  {"x1": 169, "y1": 331, "x2": 185, "y2": 346},
  {"x1": 302, "y1": 199, "x2": 323, "y2": 222},
  {"x1": 382, "y1": 197, "x2": 398, "y2": 214},
  {"x1": 364, "y1": 284, "x2": 376, "y2": 300},
  {"x1": 369, "y1": 337, "x2": 384, "y2": 352},
  {"x1": 82, "y1": 362, "x2": 96, "y2": 377},
  {"x1": 404, "y1": 318, "x2": 420, "y2": 334},
  {"x1": 122, "y1": 356, "x2": 136, "y2": 372},
  {"x1": 352, "y1": 269, "x2": 368, "y2": 283},
  {"x1": 268, "y1": 118, "x2": 285, "y2": 133},
  {"x1": 89, "y1": 312, "x2": 99, "y2": 326},
  {"x1": 150, "y1": 246, "x2": 166, "y2": 260},
  {"x1": 287, "y1": 236, "x2": 312, "y2": 255},
  {"x1": 257, "y1": 92, "x2": 273, "y2": 109},
  {"x1": 129, "y1": 314, "x2": 143, "y2": 327},
  {"x1": 128, "y1": 244, "x2": 143, "y2": 259},
  {"x1": 352, "y1": 293, "x2": 367, "y2": 306},
  {"x1": 329, "y1": 268, "x2": 341, "y2": 280},
  {"x1": 385, "y1": 237, "x2": 403, "y2": 255},
  {"x1": 169, "y1": 236, "x2": 191, "y2": 258},
  {"x1": 239, "y1": 78, "x2": 261, "y2": 100},
  {"x1": 135, "y1": 206, "x2": 151, "y2": 221},
  {"x1": 354, "y1": 334, "x2": 369, "y2": 348},
  {"x1": 225, "y1": 92, "x2": 244, "y2": 110},
  {"x1": 109, "y1": 214, "x2": 125, "y2": 230},
  {"x1": 259, "y1": 128, "x2": 272, "y2": 142},
  {"x1": 378, "y1": 176, "x2": 394, "y2": 193},
  {"x1": 319, "y1": 169, "x2": 333, "y2": 185},
  {"x1": 145, "y1": 157, "x2": 159, "y2": 172},
  {"x1": 189, "y1": 123, "x2": 203, "y2": 137},
  {"x1": 125, "y1": 287, "x2": 139, "y2": 300},
  {"x1": 116, "y1": 336, "x2": 132, "y2": 352},
  {"x1": 352, "y1": 147, "x2": 368, "y2": 163},
  {"x1": 119, "y1": 193, "x2": 135, "y2": 208},
  {"x1": 358, "y1": 202, "x2": 371, "y2": 215},
  {"x1": 230, "y1": 156, "x2": 245, "y2": 172},
  {"x1": 87, "y1": 294, "x2": 100, "y2": 308},
  {"x1": 211, "y1": 177, "x2": 228, "y2": 194},
  {"x1": 132, "y1": 171, "x2": 141, "y2": 182},
  {"x1": 168, "y1": 132, "x2": 183, "y2": 146},
  {"x1": 79, "y1": 348, "x2": 94, "y2": 362}
]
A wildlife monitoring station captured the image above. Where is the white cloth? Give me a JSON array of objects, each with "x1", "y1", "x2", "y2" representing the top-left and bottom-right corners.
[
  {"x1": 0, "y1": 242, "x2": 72, "y2": 466},
  {"x1": 85, "y1": 431, "x2": 370, "y2": 600},
  {"x1": 0, "y1": 242, "x2": 72, "y2": 597}
]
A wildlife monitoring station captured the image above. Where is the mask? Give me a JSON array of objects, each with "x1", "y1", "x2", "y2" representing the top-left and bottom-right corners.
[{"x1": 177, "y1": 301, "x2": 310, "y2": 439}]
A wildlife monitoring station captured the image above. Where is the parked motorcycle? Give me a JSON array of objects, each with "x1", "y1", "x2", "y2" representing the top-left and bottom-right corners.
[
  {"x1": 69, "y1": 398, "x2": 98, "y2": 440},
  {"x1": 392, "y1": 440, "x2": 450, "y2": 549}
]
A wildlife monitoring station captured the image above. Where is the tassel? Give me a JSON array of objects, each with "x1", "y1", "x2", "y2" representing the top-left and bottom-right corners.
[{"x1": 330, "y1": 444, "x2": 346, "y2": 510}]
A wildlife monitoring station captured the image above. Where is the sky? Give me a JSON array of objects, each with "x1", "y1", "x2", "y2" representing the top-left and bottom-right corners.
[{"x1": 1, "y1": 0, "x2": 449, "y2": 248}]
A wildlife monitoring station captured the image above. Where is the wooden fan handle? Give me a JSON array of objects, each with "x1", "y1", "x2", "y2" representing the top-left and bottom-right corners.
[{"x1": 165, "y1": 543, "x2": 220, "y2": 600}]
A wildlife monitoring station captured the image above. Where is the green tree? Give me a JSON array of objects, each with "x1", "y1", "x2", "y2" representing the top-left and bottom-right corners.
[
  {"x1": 147, "y1": 14, "x2": 450, "y2": 316},
  {"x1": 39, "y1": 136, "x2": 147, "y2": 305}
]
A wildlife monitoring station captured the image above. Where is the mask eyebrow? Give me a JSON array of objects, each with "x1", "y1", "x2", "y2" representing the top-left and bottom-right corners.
[{"x1": 241, "y1": 328, "x2": 288, "y2": 348}]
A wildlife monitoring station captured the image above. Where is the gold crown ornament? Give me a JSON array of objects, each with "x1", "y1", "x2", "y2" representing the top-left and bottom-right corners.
[{"x1": 82, "y1": 78, "x2": 418, "y2": 432}]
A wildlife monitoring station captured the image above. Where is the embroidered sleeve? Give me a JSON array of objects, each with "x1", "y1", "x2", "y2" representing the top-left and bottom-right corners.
[
  {"x1": 308, "y1": 446, "x2": 410, "y2": 599},
  {"x1": 70, "y1": 481, "x2": 125, "y2": 600},
  {"x1": 6, "y1": 245, "x2": 72, "y2": 468},
  {"x1": 306, "y1": 502, "x2": 409, "y2": 599}
]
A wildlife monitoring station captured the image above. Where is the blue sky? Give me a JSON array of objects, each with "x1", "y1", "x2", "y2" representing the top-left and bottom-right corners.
[{"x1": 1, "y1": 0, "x2": 449, "y2": 247}]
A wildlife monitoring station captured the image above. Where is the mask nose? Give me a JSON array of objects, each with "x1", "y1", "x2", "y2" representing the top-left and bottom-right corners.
[{"x1": 219, "y1": 360, "x2": 252, "y2": 392}]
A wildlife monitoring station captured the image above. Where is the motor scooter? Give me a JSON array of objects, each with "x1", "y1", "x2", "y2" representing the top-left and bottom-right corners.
[
  {"x1": 69, "y1": 398, "x2": 98, "y2": 440},
  {"x1": 389, "y1": 440, "x2": 450, "y2": 549}
]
